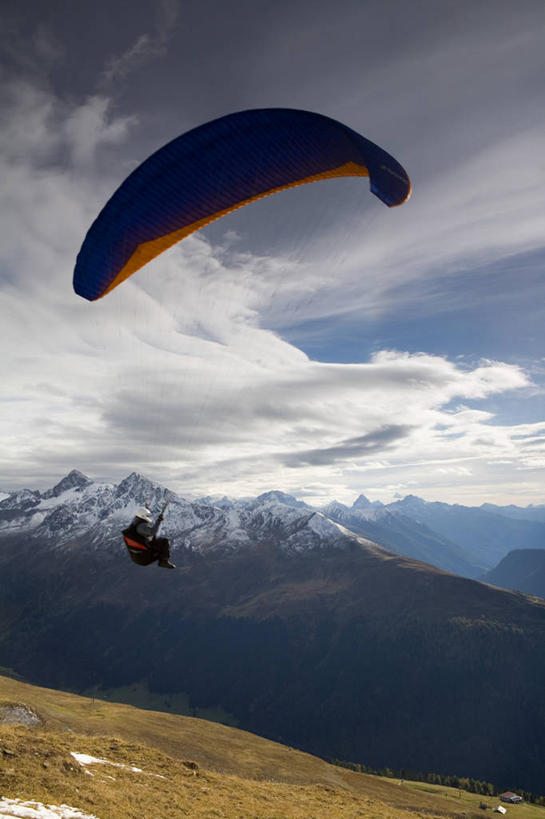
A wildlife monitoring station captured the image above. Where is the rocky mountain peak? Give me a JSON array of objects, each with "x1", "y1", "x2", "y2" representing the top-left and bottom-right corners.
[
  {"x1": 0, "y1": 470, "x2": 366, "y2": 557},
  {"x1": 322, "y1": 500, "x2": 348, "y2": 514},
  {"x1": 116, "y1": 472, "x2": 166, "y2": 503},
  {"x1": 254, "y1": 490, "x2": 308, "y2": 508},
  {"x1": 394, "y1": 494, "x2": 426, "y2": 510},
  {"x1": 352, "y1": 494, "x2": 373, "y2": 510},
  {"x1": 42, "y1": 469, "x2": 90, "y2": 499}
]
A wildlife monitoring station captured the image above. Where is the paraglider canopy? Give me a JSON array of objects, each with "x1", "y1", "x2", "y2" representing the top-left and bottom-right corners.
[{"x1": 73, "y1": 108, "x2": 411, "y2": 301}]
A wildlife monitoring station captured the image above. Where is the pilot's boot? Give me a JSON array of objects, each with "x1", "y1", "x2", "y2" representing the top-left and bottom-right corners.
[{"x1": 158, "y1": 558, "x2": 176, "y2": 569}]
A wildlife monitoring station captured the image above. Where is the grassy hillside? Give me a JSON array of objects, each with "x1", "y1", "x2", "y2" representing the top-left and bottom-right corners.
[{"x1": 2, "y1": 675, "x2": 542, "y2": 819}]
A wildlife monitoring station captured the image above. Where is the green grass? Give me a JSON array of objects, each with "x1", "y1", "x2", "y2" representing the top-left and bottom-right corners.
[
  {"x1": 2, "y1": 675, "x2": 544, "y2": 818},
  {"x1": 404, "y1": 780, "x2": 545, "y2": 818}
]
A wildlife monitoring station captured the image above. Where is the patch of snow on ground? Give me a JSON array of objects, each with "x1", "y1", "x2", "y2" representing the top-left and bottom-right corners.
[
  {"x1": 70, "y1": 752, "x2": 164, "y2": 778},
  {"x1": 71, "y1": 753, "x2": 142, "y2": 773},
  {"x1": 70, "y1": 754, "x2": 108, "y2": 766},
  {"x1": 0, "y1": 797, "x2": 100, "y2": 819}
]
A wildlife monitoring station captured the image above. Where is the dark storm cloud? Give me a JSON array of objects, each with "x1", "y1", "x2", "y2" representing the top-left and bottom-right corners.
[
  {"x1": 6, "y1": 0, "x2": 543, "y2": 157},
  {"x1": 281, "y1": 425, "x2": 413, "y2": 467}
]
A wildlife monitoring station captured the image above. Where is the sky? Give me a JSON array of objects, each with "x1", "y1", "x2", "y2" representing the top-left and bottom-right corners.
[{"x1": 1, "y1": 0, "x2": 544, "y2": 506}]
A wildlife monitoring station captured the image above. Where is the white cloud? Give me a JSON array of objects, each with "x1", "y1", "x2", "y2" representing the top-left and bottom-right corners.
[
  {"x1": 64, "y1": 96, "x2": 137, "y2": 168},
  {"x1": 101, "y1": 0, "x2": 180, "y2": 85},
  {"x1": 239, "y1": 10, "x2": 545, "y2": 330},
  {"x1": 1, "y1": 78, "x2": 543, "y2": 506},
  {"x1": 257, "y1": 118, "x2": 545, "y2": 330}
]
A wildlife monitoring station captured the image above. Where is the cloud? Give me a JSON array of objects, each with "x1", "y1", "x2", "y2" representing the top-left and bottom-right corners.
[
  {"x1": 1, "y1": 73, "x2": 542, "y2": 506},
  {"x1": 228, "y1": 7, "x2": 545, "y2": 332},
  {"x1": 64, "y1": 96, "x2": 137, "y2": 168},
  {"x1": 0, "y1": 14, "x2": 63, "y2": 79},
  {"x1": 281, "y1": 426, "x2": 413, "y2": 467},
  {"x1": 101, "y1": 0, "x2": 180, "y2": 85},
  {"x1": 256, "y1": 116, "x2": 545, "y2": 332}
]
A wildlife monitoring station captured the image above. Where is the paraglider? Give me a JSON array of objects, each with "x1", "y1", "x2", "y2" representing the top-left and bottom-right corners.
[
  {"x1": 73, "y1": 108, "x2": 411, "y2": 301},
  {"x1": 76, "y1": 109, "x2": 410, "y2": 570},
  {"x1": 122, "y1": 501, "x2": 175, "y2": 568}
]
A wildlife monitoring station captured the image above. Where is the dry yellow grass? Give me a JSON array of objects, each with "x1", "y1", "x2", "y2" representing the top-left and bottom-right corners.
[
  {"x1": 2, "y1": 675, "x2": 544, "y2": 818},
  {"x1": 0, "y1": 724, "x2": 439, "y2": 819}
]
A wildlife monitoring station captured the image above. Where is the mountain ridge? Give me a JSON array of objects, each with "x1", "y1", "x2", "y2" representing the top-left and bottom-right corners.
[
  {"x1": 481, "y1": 549, "x2": 545, "y2": 599},
  {"x1": 3, "y1": 469, "x2": 543, "y2": 576},
  {"x1": 0, "y1": 470, "x2": 375, "y2": 558}
]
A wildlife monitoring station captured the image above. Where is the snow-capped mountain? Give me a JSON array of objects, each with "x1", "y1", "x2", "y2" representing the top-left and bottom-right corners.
[
  {"x1": 321, "y1": 497, "x2": 482, "y2": 577},
  {"x1": 3, "y1": 470, "x2": 543, "y2": 577},
  {"x1": 352, "y1": 493, "x2": 384, "y2": 512},
  {"x1": 0, "y1": 470, "x2": 371, "y2": 556},
  {"x1": 320, "y1": 492, "x2": 545, "y2": 576},
  {"x1": 387, "y1": 494, "x2": 545, "y2": 569}
]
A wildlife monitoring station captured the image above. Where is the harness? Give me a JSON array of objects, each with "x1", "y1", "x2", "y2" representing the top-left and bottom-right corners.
[{"x1": 122, "y1": 524, "x2": 156, "y2": 565}]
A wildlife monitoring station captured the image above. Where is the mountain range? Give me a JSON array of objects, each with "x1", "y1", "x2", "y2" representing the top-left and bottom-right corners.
[
  {"x1": 2, "y1": 469, "x2": 543, "y2": 578},
  {"x1": 1, "y1": 470, "x2": 545, "y2": 793}
]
